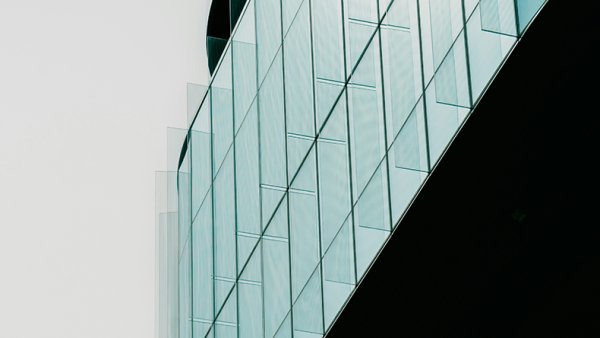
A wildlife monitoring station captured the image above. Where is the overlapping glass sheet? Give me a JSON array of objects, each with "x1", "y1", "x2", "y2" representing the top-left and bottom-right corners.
[{"x1": 157, "y1": 0, "x2": 547, "y2": 337}]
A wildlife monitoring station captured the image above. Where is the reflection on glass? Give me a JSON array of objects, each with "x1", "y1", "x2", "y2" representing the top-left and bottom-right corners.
[{"x1": 157, "y1": 0, "x2": 549, "y2": 337}]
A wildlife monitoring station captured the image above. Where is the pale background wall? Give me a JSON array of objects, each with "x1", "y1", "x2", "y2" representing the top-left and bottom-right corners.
[{"x1": 0, "y1": 0, "x2": 210, "y2": 337}]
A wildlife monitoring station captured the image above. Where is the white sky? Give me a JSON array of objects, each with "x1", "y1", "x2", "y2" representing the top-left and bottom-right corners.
[{"x1": 0, "y1": 0, "x2": 210, "y2": 337}]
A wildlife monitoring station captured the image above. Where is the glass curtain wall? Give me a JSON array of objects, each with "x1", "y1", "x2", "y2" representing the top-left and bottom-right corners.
[{"x1": 161, "y1": 0, "x2": 548, "y2": 337}]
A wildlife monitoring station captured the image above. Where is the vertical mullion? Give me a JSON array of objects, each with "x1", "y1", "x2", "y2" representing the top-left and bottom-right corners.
[
  {"x1": 231, "y1": 38, "x2": 240, "y2": 338},
  {"x1": 513, "y1": 0, "x2": 521, "y2": 36},
  {"x1": 376, "y1": 0, "x2": 394, "y2": 232},
  {"x1": 210, "y1": 87, "x2": 217, "y2": 337},
  {"x1": 279, "y1": 0, "x2": 295, "y2": 334},
  {"x1": 339, "y1": 0, "x2": 359, "y2": 285},
  {"x1": 415, "y1": 0, "x2": 432, "y2": 172},
  {"x1": 307, "y1": 0, "x2": 326, "y2": 333},
  {"x1": 252, "y1": 0, "x2": 267, "y2": 336},
  {"x1": 189, "y1": 134, "x2": 194, "y2": 338},
  {"x1": 461, "y1": 0, "x2": 474, "y2": 108}
]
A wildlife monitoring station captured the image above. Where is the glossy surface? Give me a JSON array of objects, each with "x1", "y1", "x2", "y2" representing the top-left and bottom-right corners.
[{"x1": 159, "y1": 0, "x2": 547, "y2": 337}]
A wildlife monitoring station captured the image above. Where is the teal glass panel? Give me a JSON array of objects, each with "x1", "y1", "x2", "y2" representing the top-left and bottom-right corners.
[
  {"x1": 424, "y1": 82, "x2": 469, "y2": 166},
  {"x1": 464, "y1": 0, "x2": 480, "y2": 17},
  {"x1": 211, "y1": 46, "x2": 234, "y2": 176},
  {"x1": 178, "y1": 169, "x2": 191, "y2": 258},
  {"x1": 380, "y1": 0, "x2": 410, "y2": 27},
  {"x1": 387, "y1": 101, "x2": 429, "y2": 227},
  {"x1": 191, "y1": 112, "x2": 211, "y2": 218},
  {"x1": 315, "y1": 81, "x2": 344, "y2": 134},
  {"x1": 232, "y1": 41, "x2": 257, "y2": 133},
  {"x1": 346, "y1": 22, "x2": 376, "y2": 84},
  {"x1": 284, "y1": 0, "x2": 315, "y2": 183},
  {"x1": 420, "y1": 0, "x2": 465, "y2": 84},
  {"x1": 235, "y1": 102, "x2": 260, "y2": 272},
  {"x1": 214, "y1": 286, "x2": 237, "y2": 338},
  {"x1": 187, "y1": 83, "x2": 207, "y2": 127},
  {"x1": 322, "y1": 217, "x2": 355, "y2": 328},
  {"x1": 347, "y1": 0, "x2": 378, "y2": 23},
  {"x1": 516, "y1": 0, "x2": 545, "y2": 33},
  {"x1": 213, "y1": 150, "x2": 236, "y2": 310},
  {"x1": 317, "y1": 96, "x2": 352, "y2": 252},
  {"x1": 292, "y1": 268, "x2": 324, "y2": 337},
  {"x1": 466, "y1": 5, "x2": 516, "y2": 99},
  {"x1": 258, "y1": 51, "x2": 287, "y2": 228},
  {"x1": 312, "y1": 0, "x2": 345, "y2": 131},
  {"x1": 274, "y1": 312, "x2": 292, "y2": 338},
  {"x1": 238, "y1": 241, "x2": 263, "y2": 338},
  {"x1": 432, "y1": 31, "x2": 471, "y2": 109},
  {"x1": 263, "y1": 200, "x2": 292, "y2": 338},
  {"x1": 282, "y1": 0, "x2": 303, "y2": 35},
  {"x1": 232, "y1": 3, "x2": 257, "y2": 135},
  {"x1": 345, "y1": 0, "x2": 379, "y2": 77},
  {"x1": 289, "y1": 148, "x2": 320, "y2": 301},
  {"x1": 191, "y1": 190, "x2": 213, "y2": 337},
  {"x1": 347, "y1": 40, "x2": 386, "y2": 198},
  {"x1": 256, "y1": 0, "x2": 282, "y2": 83},
  {"x1": 480, "y1": 0, "x2": 518, "y2": 37},
  {"x1": 354, "y1": 165, "x2": 391, "y2": 280},
  {"x1": 380, "y1": 0, "x2": 423, "y2": 151},
  {"x1": 179, "y1": 239, "x2": 192, "y2": 338}
]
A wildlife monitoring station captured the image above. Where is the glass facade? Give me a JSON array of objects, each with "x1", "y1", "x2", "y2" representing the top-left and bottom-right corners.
[{"x1": 156, "y1": 0, "x2": 547, "y2": 337}]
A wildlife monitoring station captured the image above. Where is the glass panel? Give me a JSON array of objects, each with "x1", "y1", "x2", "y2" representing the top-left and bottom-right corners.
[
  {"x1": 480, "y1": 0, "x2": 518, "y2": 37},
  {"x1": 516, "y1": 0, "x2": 545, "y2": 33},
  {"x1": 179, "y1": 240, "x2": 192, "y2": 338},
  {"x1": 178, "y1": 168, "x2": 191, "y2": 257},
  {"x1": 235, "y1": 102, "x2": 260, "y2": 271},
  {"x1": 233, "y1": 41, "x2": 257, "y2": 133},
  {"x1": 432, "y1": 31, "x2": 471, "y2": 109},
  {"x1": 289, "y1": 148, "x2": 319, "y2": 301},
  {"x1": 317, "y1": 96, "x2": 352, "y2": 251},
  {"x1": 191, "y1": 108, "x2": 211, "y2": 220},
  {"x1": 347, "y1": 38, "x2": 386, "y2": 199},
  {"x1": 259, "y1": 50, "x2": 287, "y2": 227},
  {"x1": 213, "y1": 150, "x2": 236, "y2": 310},
  {"x1": 208, "y1": 37, "x2": 228, "y2": 74},
  {"x1": 214, "y1": 286, "x2": 238, "y2": 338},
  {"x1": 354, "y1": 163, "x2": 390, "y2": 279},
  {"x1": 419, "y1": 0, "x2": 465, "y2": 83},
  {"x1": 282, "y1": 0, "x2": 304, "y2": 35},
  {"x1": 177, "y1": 150, "x2": 192, "y2": 338},
  {"x1": 263, "y1": 200, "x2": 292, "y2": 338},
  {"x1": 274, "y1": 312, "x2": 292, "y2": 338},
  {"x1": 187, "y1": 83, "x2": 207, "y2": 127},
  {"x1": 238, "y1": 242, "x2": 263, "y2": 338},
  {"x1": 345, "y1": 0, "x2": 379, "y2": 76},
  {"x1": 256, "y1": 0, "x2": 282, "y2": 83},
  {"x1": 155, "y1": 171, "x2": 180, "y2": 338},
  {"x1": 467, "y1": 5, "x2": 516, "y2": 99},
  {"x1": 380, "y1": 0, "x2": 423, "y2": 150},
  {"x1": 212, "y1": 47, "x2": 234, "y2": 175},
  {"x1": 380, "y1": 0, "x2": 410, "y2": 27},
  {"x1": 191, "y1": 190, "x2": 213, "y2": 337},
  {"x1": 424, "y1": 83, "x2": 469, "y2": 166},
  {"x1": 284, "y1": 0, "x2": 316, "y2": 181},
  {"x1": 322, "y1": 217, "x2": 355, "y2": 329},
  {"x1": 232, "y1": 0, "x2": 256, "y2": 45},
  {"x1": 292, "y1": 268, "x2": 324, "y2": 336},
  {"x1": 387, "y1": 101, "x2": 429, "y2": 227},
  {"x1": 312, "y1": 0, "x2": 345, "y2": 132}
]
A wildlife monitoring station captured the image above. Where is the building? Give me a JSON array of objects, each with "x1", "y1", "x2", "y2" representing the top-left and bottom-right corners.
[{"x1": 156, "y1": 0, "x2": 547, "y2": 337}]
